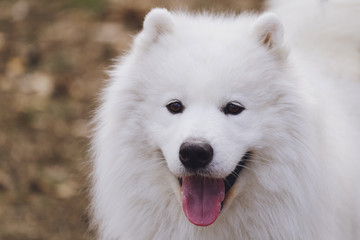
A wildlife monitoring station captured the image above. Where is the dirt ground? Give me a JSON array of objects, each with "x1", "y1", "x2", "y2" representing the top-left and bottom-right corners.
[{"x1": 0, "y1": 0, "x2": 263, "y2": 239}]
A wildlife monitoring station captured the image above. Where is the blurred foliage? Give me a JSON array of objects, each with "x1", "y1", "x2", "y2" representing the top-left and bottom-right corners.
[
  {"x1": 0, "y1": 0, "x2": 262, "y2": 239},
  {"x1": 67, "y1": 0, "x2": 104, "y2": 12}
]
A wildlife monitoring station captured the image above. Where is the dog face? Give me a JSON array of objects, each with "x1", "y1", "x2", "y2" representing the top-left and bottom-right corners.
[{"x1": 147, "y1": 86, "x2": 255, "y2": 179}]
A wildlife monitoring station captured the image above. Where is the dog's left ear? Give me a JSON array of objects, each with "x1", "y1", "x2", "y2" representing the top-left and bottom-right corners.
[
  {"x1": 134, "y1": 8, "x2": 174, "y2": 51},
  {"x1": 143, "y1": 8, "x2": 174, "y2": 41},
  {"x1": 253, "y1": 13, "x2": 284, "y2": 51}
]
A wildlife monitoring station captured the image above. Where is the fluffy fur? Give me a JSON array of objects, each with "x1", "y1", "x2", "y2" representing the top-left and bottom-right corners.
[{"x1": 90, "y1": 1, "x2": 360, "y2": 239}]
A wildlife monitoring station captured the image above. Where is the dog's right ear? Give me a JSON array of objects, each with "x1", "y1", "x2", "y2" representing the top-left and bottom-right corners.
[
  {"x1": 134, "y1": 8, "x2": 174, "y2": 49},
  {"x1": 253, "y1": 12, "x2": 283, "y2": 51},
  {"x1": 252, "y1": 12, "x2": 289, "y2": 60}
]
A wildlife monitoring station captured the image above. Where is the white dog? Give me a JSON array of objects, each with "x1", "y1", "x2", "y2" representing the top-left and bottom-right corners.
[{"x1": 90, "y1": 1, "x2": 360, "y2": 239}]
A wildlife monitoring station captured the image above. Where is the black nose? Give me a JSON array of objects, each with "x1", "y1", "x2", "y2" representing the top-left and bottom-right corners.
[{"x1": 179, "y1": 141, "x2": 213, "y2": 169}]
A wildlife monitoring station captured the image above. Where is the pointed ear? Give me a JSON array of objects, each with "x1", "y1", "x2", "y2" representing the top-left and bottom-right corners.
[
  {"x1": 253, "y1": 13, "x2": 284, "y2": 50},
  {"x1": 142, "y1": 8, "x2": 174, "y2": 43}
]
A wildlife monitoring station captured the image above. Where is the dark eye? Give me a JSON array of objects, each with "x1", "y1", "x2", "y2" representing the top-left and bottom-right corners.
[
  {"x1": 223, "y1": 102, "x2": 245, "y2": 115},
  {"x1": 166, "y1": 100, "x2": 184, "y2": 114}
]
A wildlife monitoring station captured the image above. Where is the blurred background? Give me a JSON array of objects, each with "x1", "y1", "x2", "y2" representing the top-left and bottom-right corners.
[{"x1": 0, "y1": 0, "x2": 263, "y2": 239}]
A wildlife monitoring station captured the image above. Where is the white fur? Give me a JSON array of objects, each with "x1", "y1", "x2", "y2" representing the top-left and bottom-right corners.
[{"x1": 90, "y1": 2, "x2": 360, "y2": 239}]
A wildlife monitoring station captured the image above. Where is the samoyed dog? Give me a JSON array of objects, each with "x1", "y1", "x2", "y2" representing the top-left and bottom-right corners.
[{"x1": 90, "y1": 0, "x2": 360, "y2": 239}]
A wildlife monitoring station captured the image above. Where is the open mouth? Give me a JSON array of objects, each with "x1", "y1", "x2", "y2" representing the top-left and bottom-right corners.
[{"x1": 178, "y1": 152, "x2": 251, "y2": 226}]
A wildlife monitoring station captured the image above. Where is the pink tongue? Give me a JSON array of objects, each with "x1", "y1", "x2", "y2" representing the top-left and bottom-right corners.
[{"x1": 181, "y1": 176, "x2": 225, "y2": 226}]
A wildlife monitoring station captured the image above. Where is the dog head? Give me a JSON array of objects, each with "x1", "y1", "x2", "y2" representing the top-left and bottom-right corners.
[{"x1": 124, "y1": 9, "x2": 297, "y2": 226}]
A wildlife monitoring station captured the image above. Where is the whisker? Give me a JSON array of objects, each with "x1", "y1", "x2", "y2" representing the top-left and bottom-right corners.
[
  {"x1": 249, "y1": 154, "x2": 272, "y2": 163},
  {"x1": 246, "y1": 159, "x2": 272, "y2": 167},
  {"x1": 238, "y1": 165, "x2": 259, "y2": 176}
]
